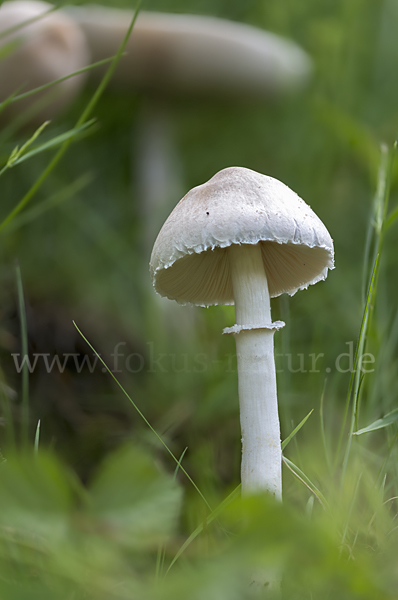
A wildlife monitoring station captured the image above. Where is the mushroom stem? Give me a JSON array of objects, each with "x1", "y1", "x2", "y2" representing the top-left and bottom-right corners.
[{"x1": 228, "y1": 243, "x2": 282, "y2": 499}]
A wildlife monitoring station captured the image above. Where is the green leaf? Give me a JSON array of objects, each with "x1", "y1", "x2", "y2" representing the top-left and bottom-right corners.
[
  {"x1": 353, "y1": 408, "x2": 398, "y2": 435},
  {"x1": 89, "y1": 444, "x2": 182, "y2": 550},
  {"x1": 0, "y1": 452, "x2": 75, "y2": 543}
]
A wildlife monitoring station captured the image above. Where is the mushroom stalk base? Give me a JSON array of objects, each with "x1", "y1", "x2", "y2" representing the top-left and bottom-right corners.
[{"x1": 228, "y1": 243, "x2": 282, "y2": 500}]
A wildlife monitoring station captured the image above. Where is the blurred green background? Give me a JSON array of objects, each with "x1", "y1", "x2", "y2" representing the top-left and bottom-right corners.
[{"x1": 1, "y1": 0, "x2": 398, "y2": 596}]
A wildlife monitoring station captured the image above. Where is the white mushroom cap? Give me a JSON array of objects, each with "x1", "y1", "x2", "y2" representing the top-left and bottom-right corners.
[
  {"x1": 150, "y1": 167, "x2": 334, "y2": 306},
  {"x1": 0, "y1": 0, "x2": 90, "y2": 121},
  {"x1": 66, "y1": 5, "x2": 311, "y2": 97}
]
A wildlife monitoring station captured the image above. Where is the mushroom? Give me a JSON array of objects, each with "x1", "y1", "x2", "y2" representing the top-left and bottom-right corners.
[
  {"x1": 150, "y1": 166, "x2": 334, "y2": 498},
  {"x1": 65, "y1": 5, "x2": 312, "y2": 97},
  {"x1": 0, "y1": 0, "x2": 90, "y2": 123}
]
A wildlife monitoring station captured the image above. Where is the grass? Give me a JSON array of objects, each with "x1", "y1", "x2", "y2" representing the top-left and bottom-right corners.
[{"x1": 1, "y1": 0, "x2": 398, "y2": 598}]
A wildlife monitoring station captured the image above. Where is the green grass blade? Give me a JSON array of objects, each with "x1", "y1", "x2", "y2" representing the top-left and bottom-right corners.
[
  {"x1": 0, "y1": 6, "x2": 55, "y2": 41},
  {"x1": 34, "y1": 419, "x2": 41, "y2": 454},
  {"x1": 385, "y1": 204, "x2": 398, "y2": 230},
  {"x1": 155, "y1": 447, "x2": 188, "y2": 581},
  {"x1": 282, "y1": 456, "x2": 327, "y2": 509},
  {"x1": 75, "y1": 1, "x2": 141, "y2": 128},
  {"x1": 0, "y1": 371, "x2": 16, "y2": 451},
  {"x1": 155, "y1": 545, "x2": 166, "y2": 581},
  {"x1": 353, "y1": 409, "x2": 398, "y2": 436},
  {"x1": 320, "y1": 379, "x2": 332, "y2": 473},
  {"x1": 2, "y1": 173, "x2": 92, "y2": 234},
  {"x1": 166, "y1": 484, "x2": 241, "y2": 576},
  {"x1": 0, "y1": 120, "x2": 96, "y2": 176},
  {"x1": 373, "y1": 145, "x2": 389, "y2": 236},
  {"x1": 173, "y1": 447, "x2": 188, "y2": 480},
  {"x1": 73, "y1": 322, "x2": 212, "y2": 513},
  {"x1": 337, "y1": 142, "x2": 395, "y2": 478},
  {"x1": 376, "y1": 431, "x2": 398, "y2": 488},
  {"x1": 0, "y1": 56, "x2": 120, "y2": 112},
  {"x1": 340, "y1": 255, "x2": 379, "y2": 483},
  {"x1": 15, "y1": 263, "x2": 29, "y2": 448},
  {"x1": 0, "y1": 39, "x2": 20, "y2": 62},
  {"x1": 361, "y1": 143, "x2": 389, "y2": 305},
  {"x1": 0, "y1": 120, "x2": 50, "y2": 176},
  {"x1": 340, "y1": 472, "x2": 362, "y2": 553},
  {"x1": 281, "y1": 409, "x2": 313, "y2": 451},
  {"x1": 0, "y1": 87, "x2": 22, "y2": 119}
]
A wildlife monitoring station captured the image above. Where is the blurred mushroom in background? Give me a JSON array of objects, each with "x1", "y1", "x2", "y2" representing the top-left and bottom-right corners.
[
  {"x1": 65, "y1": 6, "x2": 312, "y2": 98},
  {"x1": 0, "y1": 0, "x2": 90, "y2": 125}
]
